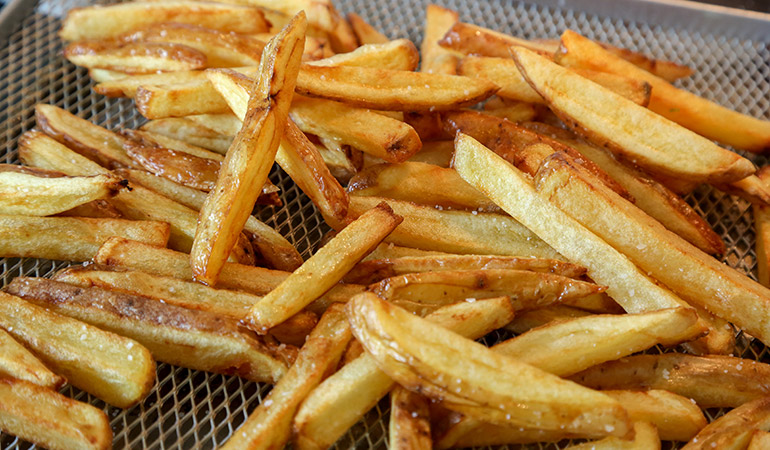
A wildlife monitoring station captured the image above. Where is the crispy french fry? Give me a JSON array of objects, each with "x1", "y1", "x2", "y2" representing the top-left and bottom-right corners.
[
  {"x1": 504, "y1": 304, "x2": 594, "y2": 334},
  {"x1": 307, "y1": 39, "x2": 418, "y2": 71},
  {"x1": 389, "y1": 386, "x2": 432, "y2": 450},
  {"x1": 348, "y1": 162, "x2": 499, "y2": 212},
  {"x1": 0, "y1": 290, "x2": 155, "y2": 409},
  {"x1": 556, "y1": 30, "x2": 770, "y2": 152},
  {"x1": 0, "y1": 328, "x2": 64, "y2": 390},
  {"x1": 140, "y1": 117, "x2": 234, "y2": 154},
  {"x1": 222, "y1": 304, "x2": 351, "y2": 450},
  {"x1": 347, "y1": 12, "x2": 388, "y2": 45},
  {"x1": 755, "y1": 167, "x2": 770, "y2": 287},
  {"x1": 326, "y1": 8, "x2": 358, "y2": 53},
  {"x1": 716, "y1": 174, "x2": 770, "y2": 206},
  {"x1": 6, "y1": 278, "x2": 289, "y2": 384},
  {"x1": 483, "y1": 97, "x2": 537, "y2": 123},
  {"x1": 347, "y1": 293, "x2": 631, "y2": 437},
  {"x1": 18, "y1": 131, "x2": 109, "y2": 176},
  {"x1": 123, "y1": 129, "x2": 225, "y2": 161},
  {"x1": 135, "y1": 78, "x2": 232, "y2": 119},
  {"x1": 565, "y1": 421, "x2": 660, "y2": 450},
  {"x1": 60, "y1": 1, "x2": 269, "y2": 41},
  {"x1": 64, "y1": 41, "x2": 207, "y2": 74},
  {"x1": 125, "y1": 136, "x2": 221, "y2": 191},
  {"x1": 192, "y1": 15, "x2": 306, "y2": 284},
  {"x1": 348, "y1": 195, "x2": 561, "y2": 259},
  {"x1": 364, "y1": 243, "x2": 452, "y2": 261},
  {"x1": 681, "y1": 397, "x2": 770, "y2": 450},
  {"x1": 89, "y1": 67, "x2": 127, "y2": 82},
  {"x1": 420, "y1": 5, "x2": 460, "y2": 75},
  {"x1": 748, "y1": 430, "x2": 770, "y2": 450},
  {"x1": 292, "y1": 296, "x2": 515, "y2": 450},
  {"x1": 0, "y1": 378, "x2": 112, "y2": 450},
  {"x1": 407, "y1": 140, "x2": 454, "y2": 167},
  {"x1": 94, "y1": 69, "x2": 208, "y2": 97},
  {"x1": 295, "y1": 65, "x2": 498, "y2": 111},
  {"x1": 570, "y1": 354, "x2": 770, "y2": 408},
  {"x1": 245, "y1": 202, "x2": 401, "y2": 333},
  {"x1": 439, "y1": 21, "x2": 555, "y2": 58},
  {"x1": 58, "y1": 199, "x2": 124, "y2": 219}
]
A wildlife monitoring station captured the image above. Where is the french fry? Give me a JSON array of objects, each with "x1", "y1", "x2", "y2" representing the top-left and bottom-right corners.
[
  {"x1": 0, "y1": 215, "x2": 169, "y2": 262},
  {"x1": 135, "y1": 79, "x2": 232, "y2": 119},
  {"x1": 363, "y1": 242, "x2": 452, "y2": 261},
  {"x1": 348, "y1": 162, "x2": 499, "y2": 212},
  {"x1": 0, "y1": 171, "x2": 123, "y2": 217},
  {"x1": 0, "y1": 328, "x2": 64, "y2": 390},
  {"x1": 565, "y1": 421, "x2": 660, "y2": 450},
  {"x1": 438, "y1": 21, "x2": 555, "y2": 58},
  {"x1": 221, "y1": 304, "x2": 351, "y2": 450},
  {"x1": 556, "y1": 30, "x2": 770, "y2": 152},
  {"x1": 755, "y1": 167, "x2": 770, "y2": 287},
  {"x1": 389, "y1": 386, "x2": 432, "y2": 450},
  {"x1": 191, "y1": 14, "x2": 306, "y2": 285},
  {"x1": 0, "y1": 290, "x2": 155, "y2": 409},
  {"x1": 348, "y1": 195, "x2": 561, "y2": 259},
  {"x1": 347, "y1": 12, "x2": 388, "y2": 45},
  {"x1": 6, "y1": 277, "x2": 289, "y2": 384},
  {"x1": 200, "y1": 0, "x2": 337, "y2": 33},
  {"x1": 64, "y1": 41, "x2": 207, "y2": 74},
  {"x1": 681, "y1": 397, "x2": 770, "y2": 450},
  {"x1": 89, "y1": 67, "x2": 127, "y2": 82},
  {"x1": 483, "y1": 97, "x2": 537, "y2": 123},
  {"x1": 292, "y1": 296, "x2": 515, "y2": 450},
  {"x1": 60, "y1": 1, "x2": 269, "y2": 41},
  {"x1": 18, "y1": 131, "x2": 110, "y2": 176},
  {"x1": 748, "y1": 430, "x2": 770, "y2": 450},
  {"x1": 326, "y1": 8, "x2": 358, "y2": 53},
  {"x1": 57, "y1": 199, "x2": 124, "y2": 219},
  {"x1": 245, "y1": 203, "x2": 401, "y2": 333},
  {"x1": 0, "y1": 378, "x2": 112, "y2": 450},
  {"x1": 715, "y1": 174, "x2": 770, "y2": 206},
  {"x1": 140, "y1": 117, "x2": 234, "y2": 154},
  {"x1": 347, "y1": 293, "x2": 631, "y2": 437},
  {"x1": 570, "y1": 354, "x2": 770, "y2": 408},
  {"x1": 407, "y1": 140, "x2": 454, "y2": 167},
  {"x1": 124, "y1": 137, "x2": 221, "y2": 191},
  {"x1": 307, "y1": 39, "x2": 419, "y2": 71},
  {"x1": 123, "y1": 129, "x2": 225, "y2": 160},
  {"x1": 504, "y1": 304, "x2": 594, "y2": 335},
  {"x1": 295, "y1": 65, "x2": 498, "y2": 111},
  {"x1": 420, "y1": 4, "x2": 460, "y2": 75}
]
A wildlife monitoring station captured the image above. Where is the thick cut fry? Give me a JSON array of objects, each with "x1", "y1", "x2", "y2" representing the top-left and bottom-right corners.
[
  {"x1": 420, "y1": 5, "x2": 460, "y2": 75},
  {"x1": 60, "y1": 1, "x2": 269, "y2": 41},
  {"x1": 0, "y1": 378, "x2": 112, "y2": 450},
  {"x1": 245, "y1": 202, "x2": 402, "y2": 333},
  {"x1": 0, "y1": 171, "x2": 122, "y2": 216},
  {"x1": 347, "y1": 294, "x2": 631, "y2": 437},
  {"x1": 221, "y1": 305, "x2": 351, "y2": 450},
  {"x1": 504, "y1": 304, "x2": 593, "y2": 334},
  {"x1": 565, "y1": 421, "x2": 660, "y2": 450},
  {"x1": 755, "y1": 167, "x2": 770, "y2": 287},
  {"x1": 0, "y1": 215, "x2": 168, "y2": 262},
  {"x1": 571, "y1": 354, "x2": 770, "y2": 408},
  {"x1": 557, "y1": 30, "x2": 770, "y2": 152},
  {"x1": 307, "y1": 39, "x2": 418, "y2": 71},
  {"x1": 748, "y1": 430, "x2": 770, "y2": 450},
  {"x1": 292, "y1": 297, "x2": 514, "y2": 450},
  {"x1": 408, "y1": 140, "x2": 454, "y2": 167},
  {"x1": 123, "y1": 129, "x2": 225, "y2": 161},
  {"x1": 536, "y1": 151, "x2": 770, "y2": 346},
  {"x1": 364, "y1": 243, "x2": 452, "y2": 260},
  {"x1": 348, "y1": 162, "x2": 498, "y2": 212},
  {"x1": 6, "y1": 278, "x2": 288, "y2": 384},
  {"x1": 439, "y1": 21, "x2": 555, "y2": 58},
  {"x1": 94, "y1": 69, "x2": 208, "y2": 97},
  {"x1": 682, "y1": 397, "x2": 770, "y2": 450},
  {"x1": 326, "y1": 8, "x2": 358, "y2": 53},
  {"x1": 295, "y1": 65, "x2": 498, "y2": 111},
  {"x1": 389, "y1": 387, "x2": 432, "y2": 450},
  {"x1": 512, "y1": 46, "x2": 755, "y2": 183},
  {"x1": 0, "y1": 328, "x2": 64, "y2": 390},
  {"x1": 136, "y1": 79, "x2": 231, "y2": 118},
  {"x1": 347, "y1": 12, "x2": 388, "y2": 45},
  {"x1": 0, "y1": 291, "x2": 155, "y2": 409},
  {"x1": 18, "y1": 131, "x2": 110, "y2": 176},
  {"x1": 35, "y1": 104, "x2": 136, "y2": 169},
  {"x1": 348, "y1": 195, "x2": 560, "y2": 258},
  {"x1": 64, "y1": 41, "x2": 207, "y2": 74},
  {"x1": 125, "y1": 138, "x2": 221, "y2": 191},
  {"x1": 192, "y1": 16, "x2": 306, "y2": 285},
  {"x1": 716, "y1": 174, "x2": 770, "y2": 206},
  {"x1": 198, "y1": 0, "x2": 336, "y2": 33},
  {"x1": 140, "y1": 117, "x2": 233, "y2": 154},
  {"x1": 484, "y1": 97, "x2": 537, "y2": 123}
]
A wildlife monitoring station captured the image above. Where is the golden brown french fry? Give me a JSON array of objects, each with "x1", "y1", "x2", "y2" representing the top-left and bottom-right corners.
[
  {"x1": 483, "y1": 97, "x2": 537, "y2": 123},
  {"x1": 35, "y1": 104, "x2": 136, "y2": 169},
  {"x1": 295, "y1": 65, "x2": 498, "y2": 111},
  {"x1": 222, "y1": 304, "x2": 351, "y2": 450},
  {"x1": 346, "y1": 12, "x2": 388, "y2": 45},
  {"x1": 748, "y1": 430, "x2": 770, "y2": 450},
  {"x1": 245, "y1": 203, "x2": 401, "y2": 333},
  {"x1": 58, "y1": 199, "x2": 124, "y2": 219},
  {"x1": 123, "y1": 128, "x2": 225, "y2": 161},
  {"x1": 565, "y1": 421, "x2": 660, "y2": 450},
  {"x1": 682, "y1": 397, "x2": 770, "y2": 450},
  {"x1": 407, "y1": 140, "x2": 454, "y2": 167},
  {"x1": 756, "y1": 167, "x2": 770, "y2": 287},
  {"x1": 439, "y1": 21, "x2": 554, "y2": 58},
  {"x1": 504, "y1": 304, "x2": 593, "y2": 334},
  {"x1": 716, "y1": 174, "x2": 770, "y2": 206},
  {"x1": 64, "y1": 41, "x2": 207, "y2": 74},
  {"x1": 0, "y1": 328, "x2": 64, "y2": 390},
  {"x1": 348, "y1": 162, "x2": 498, "y2": 212},
  {"x1": 389, "y1": 386, "x2": 432, "y2": 450},
  {"x1": 6, "y1": 278, "x2": 289, "y2": 384},
  {"x1": 420, "y1": 4, "x2": 460, "y2": 75},
  {"x1": 136, "y1": 78, "x2": 232, "y2": 119},
  {"x1": 89, "y1": 67, "x2": 127, "y2": 82},
  {"x1": 348, "y1": 293, "x2": 631, "y2": 437},
  {"x1": 512, "y1": 46, "x2": 755, "y2": 183},
  {"x1": 192, "y1": 14, "x2": 306, "y2": 285},
  {"x1": 124, "y1": 137, "x2": 220, "y2": 191},
  {"x1": 0, "y1": 290, "x2": 155, "y2": 409},
  {"x1": 93, "y1": 69, "x2": 206, "y2": 96},
  {"x1": 307, "y1": 39, "x2": 418, "y2": 71},
  {"x1": 326, "y1": 8, "x2": 358, "y2": 53},
  {"x1": 140, "y1": 117, "x2": 234, "y2": 154},
  {"x1": 292, "y1": 296, "x2": 515, "y2": 449},
  {"x1": 348, "y1": 195, "x2": 561, "y2": 258},
  {"x1": 0, "y1": 215, "x2": 168, "y2": 262},
  {"x1": 0, "y1": 378, "x2": 112, "y2": 450},
  {"x1": 18, "y1": 131, "x2": 109, "y2": 176},
  {"x1": 60, "y1": 1, "x2": 269, "y2": 41},
  {"x1": 556, "y1": 30, "x2": 770, "y2": 152},
  {"x1": 363, "y1": 243, "x2": 452, "y2": 261},
  {"x1": 571, "y1": 354, "x2": 770, "y2": 408}
]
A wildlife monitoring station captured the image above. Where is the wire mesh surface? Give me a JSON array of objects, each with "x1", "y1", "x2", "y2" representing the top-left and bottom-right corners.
[{"x1": 0, "y1": 0, "x2": 768, "y2": 449}]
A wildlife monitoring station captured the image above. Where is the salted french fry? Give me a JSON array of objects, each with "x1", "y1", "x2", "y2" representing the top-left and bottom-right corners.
[
  {"x1": 748, "y1": 430, "x2": 770, "y2": 450},
  {"x1": 222, "y1": 304, "x2": 351, "y2": 450},
  {"x1": 192, "y1": 14, "x2": 306, "y2": 285},
  {"x1": 439, "y1": 21, "x2": 554, "y2": 58},
  {"x1": 755, "y1": 167, "x2": 770, "y2": 287},
  {"x1": 512, "y1": 46, "x2": 755, "y2": 183},
  {"x1": 0, "y1": 378, "x2": 112, "y2": 450},
  {"x1": 347, "y1": 293, "x2": 631, "y2": 437},
  {"x1": 407, "y1": 140, "x2": 454, "y2": 167},
  {"x1": 0, "y1": 290, "x2": 155, "y2": 409},
  {"x1": 307, "y1": 39, "x2": 418, "y2": 71},
  {"x1": 295, "y1": 65, "x2": 498, "y2": 111},
  {"x1": 35, "y1": 104, "x2": 136, "y2": 169},
  {"x1": 0, "y1": 215, "x2": 168, "y2": 262},
  {"x1": 571, "y1": 354, "x2": 770, "y2": 408},
  {"x1": 483, "y1": 97, "x2": 537, "y2": 123},
  {"x1": 390, "y1": 386, "x2": 432, "y2": 450},
  {"x1": 326, "y1": 8, "x2": 358, "y2": 53},
  {"x1": 6, "y1": 278, "x2": 289, "y2": 384},
  {"x1": 565, "y1": 421, "x2": 660, "y2": 450},
  {"x1": 420, "y1": 5, "x2": 460, "y2": 75},
  {"x1": 348, "y1": 195, "x2": 561, "y2": 259},
  {"x1": 140, "y1": 117, "x2": 234, "y2": 154},
  {"x1": 64, "y1": 41, "x2": 207, "y2": 74},
  {"x1": 504, "y1": 304, "x2": 594, "y2": 334},
  {"x1": 245, "y1": 203, "x2": 401, "y2": 333},
  {"x1": 348, "y1": 162, "x2": 499, "y2": 212},
  {"x1": 347, "y1": 12, "x2": 388, "y2": 45},
  {"x1": 556, "y1": 30, "x2": 770, "y2": 152},
  {"x1": 0, "y1": 328, "x2": 64, "y2": 390},
  {"x1": 292, "y1": 296, "x2": 515, "y2": 450},
  {"x1": 60, "y1": 1, "x2": 269, "y2": 41},
  {"x1": 681, "y1": 397, "x2": 770, "y2": 449}
]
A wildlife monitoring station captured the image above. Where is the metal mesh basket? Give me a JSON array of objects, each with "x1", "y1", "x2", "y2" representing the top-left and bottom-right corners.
[{"x1": 0, "y1": 0, "x2": 769, "y2": 448}]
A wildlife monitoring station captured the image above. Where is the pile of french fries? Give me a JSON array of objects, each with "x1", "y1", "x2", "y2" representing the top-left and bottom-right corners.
[{"x1": 1, "y1": 0, "x2": 770, "y2": 448}]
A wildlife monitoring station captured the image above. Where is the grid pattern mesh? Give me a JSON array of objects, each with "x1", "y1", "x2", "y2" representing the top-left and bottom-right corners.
[{"x1": 0, "y1": 0, "x2": 768, "y2": 449}]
